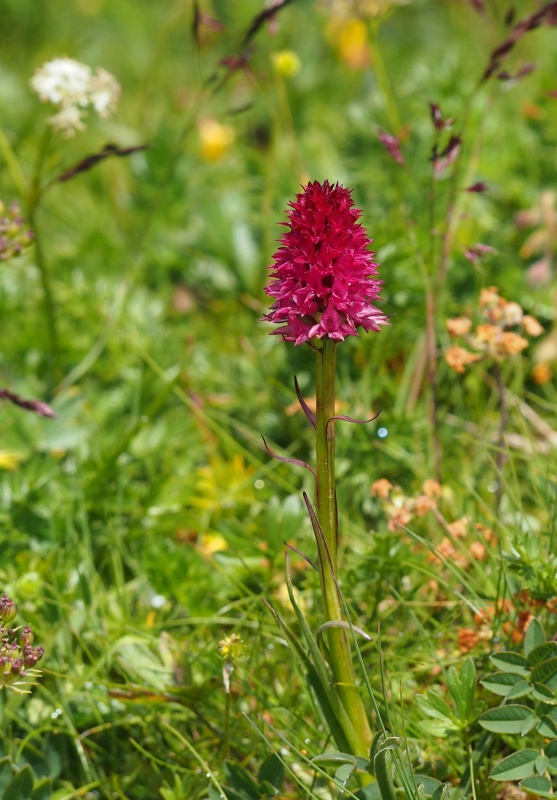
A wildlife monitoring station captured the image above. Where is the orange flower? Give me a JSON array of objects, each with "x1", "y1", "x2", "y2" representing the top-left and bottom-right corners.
[
  {"x1": 475, "y1": 323, "x2": 499, "y2": 344},
  {"x1": 458, "y1": 627, "x2": 480, "y2": 653},
  {"x1": 546, "y1": 597, "x2": 557, "y2": 614},
  {"x1": 479, "y1": 286, "x2": 502, "y2": 308},
  {"x1": 446, "y1": 316, "x2": 472, "y2": 337},
  {"x1": 447, "y1": 517, "x2": 468, "y2": 539},
  {"x1": 414, "y1": 495, "x2": 436, "y2": 516},
  {"x1": 429, "y1": 537, "x2": 469, "y2": 568},
  {"x1": 503, "y1": 620, "x2": 524, "y2": 644},
  {"x1": 521, "y1": 314, "x2": 544, "y2": 337},
  {"x1": 469, "y1": 541, "x2": 487, "y2": 561},
  {"x1": 388, "y1": 507, "x2": 412, "y2": 531},
  {"x1": 445, "y1": 345, "x2": 481, "y2": 373},
  {"x1": 475, "y1": 523, "x2": 496, "y2": 543},
  {"x1": 532, "y1": 362, "x2": 552, "y2": 385},
  {"x1": 501, "y1": 331, "x2": 528, "y2": 355},
  {"x1": 423, "y1": 479, "x2": 442, "y2": 498},
  {"x1": 371, "y1": 478, "x2": 393, "y2": 498},
  {"x1": 473, "y1": 598, "x2": 513, "y2": 626},
  {"x1": 501, "y1": 301, "x2": 523, "y2": 327},
  {"x1": 518, "y1": 610, "x2": 534, "y2": 633}
]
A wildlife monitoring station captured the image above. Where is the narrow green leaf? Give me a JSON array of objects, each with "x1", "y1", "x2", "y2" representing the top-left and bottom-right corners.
[
  {"x1": 520, "y1": 774, "x2": 554, "y2": 798},
  {"x1": 271, "y1": 558, "x2": 355, "y2": 754},
  {"x1": 536, "y1": 755, "x2": 549, "y2": 774},
  {"x1": 524, "y1": 618, "x2": 546, "y2": 657},
  {"x1": 311, "y1": 752, "x2": 357, "y2": 767},
  {"x1": 460, "y1": 658, "x2": 476, "y2": 717},
  {"x1": 447, "y1": 666, "x2": 466, "y2": 719},
  {"x1": 527, "y1": 642, "x2": 557, "y2": 667},
  {"x1": 489, "y1": 749, "x2": 539, "y2": 781},
  {"x1": 532, "y1": 658, "x2": 557, "y2": 690},
  {"x1": 481, "y1": 672, "x2": 527, "y2": 697},
  {"x1": 479, "y1": 705, "x2": 537, "y2": 734},
  {"x1": 461, "y1": 658, "x2": 476, "y2": 689},
  {"x1": 447, "y1": 660, "x2": 475, "y2": 721},
  {"x1": 490, "y1": 651, "x2": 529, "y2": 675},
  {"x1": 374, "y1": 743, "x2": 398, "y2": 800}
]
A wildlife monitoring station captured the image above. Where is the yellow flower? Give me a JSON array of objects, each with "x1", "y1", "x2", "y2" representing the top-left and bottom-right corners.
[
  {"x1": 0, "y1": 450, "x2": 25, "y2": 471},
  {"x1": 218, "y1": 633, "x2": 244, "y2": 661},
  {"x1": 199, "y1": 533, "x2": 228, "y2": 558},
  {"x1": 272, "y1": 50, "x2": 301, "y2": 78},
  {"x1": 198, "y1": 118, "x2": 235, "y2": 162},
  {"x1": 337, "y1": 19, "x2": 371, "y2": 69},
  {"x1": 191, "y1": 455, "x2": 255, "y2": 514}
]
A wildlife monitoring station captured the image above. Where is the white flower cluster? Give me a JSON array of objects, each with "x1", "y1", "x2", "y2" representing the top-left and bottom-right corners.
[{"x1": 30, "y1": 57, "x2": 120, "y2": 137}]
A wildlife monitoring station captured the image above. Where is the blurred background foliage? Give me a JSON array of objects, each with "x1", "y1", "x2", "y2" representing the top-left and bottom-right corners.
[{"x1": 1, "y1": 0, "x2": 557, "y2": 797}]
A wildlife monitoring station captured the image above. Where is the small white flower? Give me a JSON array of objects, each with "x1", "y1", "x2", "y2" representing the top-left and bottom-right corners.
[
  {"x1": 89, "y1": 68, "x2": 120, "y2": 118},
  {"x1": 30, "y1": 57, "x2": 120, "y2": 137},
  {"x1": 31, "y1": 58, "x2": 91, "y2": 107},
  {"x1": 49, "y1": 105, "x2": 86, "y2": 138}
]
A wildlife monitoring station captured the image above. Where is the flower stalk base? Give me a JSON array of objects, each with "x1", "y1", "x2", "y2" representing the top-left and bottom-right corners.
[{"x1": 314, "y1": 338, "x2": 372, "y2": 757}]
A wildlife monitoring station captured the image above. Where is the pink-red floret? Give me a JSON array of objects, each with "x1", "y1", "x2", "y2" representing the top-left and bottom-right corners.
[{"x1": 263, "y1": 180, "x2": 388, "y2": 345}]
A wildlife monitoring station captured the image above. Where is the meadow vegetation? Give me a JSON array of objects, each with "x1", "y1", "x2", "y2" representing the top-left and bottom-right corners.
[{"x1": 1, "y1": 1, "x2": 557, "y2": 798}]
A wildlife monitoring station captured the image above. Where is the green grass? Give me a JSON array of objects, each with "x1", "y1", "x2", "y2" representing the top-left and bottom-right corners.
[{"x1": 1, "y1": 0, "x2": 557, "y2": 797}]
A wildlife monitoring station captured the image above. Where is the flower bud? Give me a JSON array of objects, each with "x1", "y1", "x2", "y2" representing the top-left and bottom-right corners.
[
  {"x1": 0, "y1": 595, "x2": 16, "y2": 623},
  {"x1": 19, "y1": 626, "x2": 34, "y2": 647}
]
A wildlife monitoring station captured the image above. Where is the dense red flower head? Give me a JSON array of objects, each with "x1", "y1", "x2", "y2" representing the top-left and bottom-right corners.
[{"x1": 264, "y1": 180, "x2": 388, "y2": 345}]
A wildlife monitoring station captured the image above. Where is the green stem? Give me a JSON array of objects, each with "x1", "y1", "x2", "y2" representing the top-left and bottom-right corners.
[
  {"x1": 314, "y1": 338, "x2": 372, "y2": 758},
  {"x1": 27, "y1": 126, "x2": 60, "y2": 382},
  {"x1": 223, "y1": 683, "x2": 231, "y2": 759},
  {"x1": 367, "y1": 20, "x2": 402, "y2": 135},
  {"x1": 315, "y1": 338, "x2": 338, "y2": 566},
  {"x1": 26, "y1": 127, "x2": 60, "y2": 378},
  {"x1": 28, "y1": 209, "x2": 59, "y2": 378},
  {"x1": 0, "y1": 126, "x2": 27, "y2": 199},
  {"x1": 375, "y1": 747, "x2": 398, "y2": 800}
]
